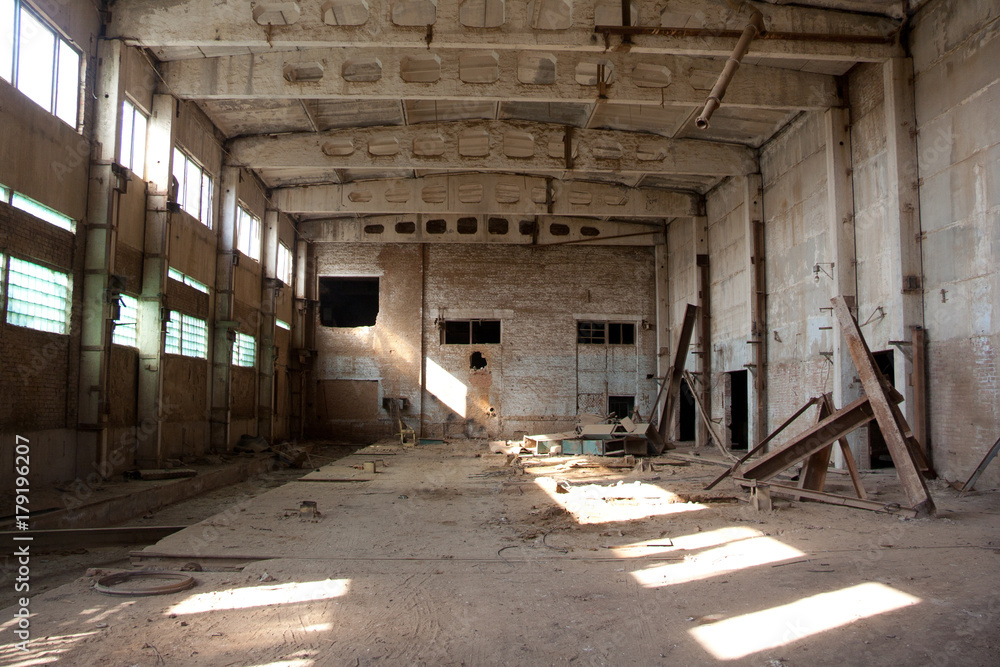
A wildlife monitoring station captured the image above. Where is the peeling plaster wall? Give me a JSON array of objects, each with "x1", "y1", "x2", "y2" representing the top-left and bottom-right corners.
[
  {"x1": 912, "y1": 0, "x2": 1000, "y2": 487},
  {"x1": 309, "y1": 243, "x2": 657, "y2": 442}
]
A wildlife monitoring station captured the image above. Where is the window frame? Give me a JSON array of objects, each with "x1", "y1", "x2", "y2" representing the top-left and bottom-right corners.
[
  {"x1": 236, "y1": 204, "x2": 262, "y2": 262},
  {"x1": 1, "y1": 0, "x2": 82, "y2": 128},
  {"x1": 577, "y1": 320, "x2": 636, "y2": 346},
  {"x1": 164, "y1": 310, "x2": 209, "y2": 359},
  {"x1": 167, "y1": 267, "x2": 210, "y2": 295},
  {"x1": 119, "y1": 98, "x2": 148, "y2": 178},
  {"x1": 0, "y1": 183, "x2": 76, "y2": 233},
  {"x1": 231, "y1": 331, "x2": 256, "y2": 368},
  {"x1": 442, "y1": 319, "x2": 502, "y2": 345},
  {"x1": 276, "y1": 242, "x2": 293, "y2": 285},
  {"x1": 112, "y1": 293, "x2": 139, "y2": 348},
  {"x1": 3, "y1": 254, "x2": 72, "y2": 335},
  {"x1": 172, "y1": 147, "x2": 214, "y2": 227}
]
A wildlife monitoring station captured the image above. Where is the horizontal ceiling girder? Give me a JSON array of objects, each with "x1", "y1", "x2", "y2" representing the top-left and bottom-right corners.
[
  {"x1": 162, "y1": 49, "x2": 840, "y2": 110},
  {"x1": 111, "y1": 0, "x2": 901, "y2": 62},
  {"x1": 227, "y1": 120, "x2": 758, "y2": 176},
  {"x1": 273, "y1": 174, "x2": 704, "y2": 218},
  {"x1": 298, "y1": 214, "x2": 666, "y2": 246}
]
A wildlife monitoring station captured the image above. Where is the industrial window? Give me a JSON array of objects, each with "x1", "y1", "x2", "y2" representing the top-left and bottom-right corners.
[
  {"x1": 443, "y1": 320, "x2": 501, "y2": 345},
  {"x1": 167, "y1": 267, "x2": 209, "y2": 294},
  {"x1": 608, "y1": 396, "x2": 635, "y2": 420},
  {"x1": 4, "y1": 256, "x2": 71, "y2": 334},
  {"x1": 276, "y1": 242, "x2": 293, "y2": 285},
  {"x1": 172, "y1": 148, "x2": 213, "y2": 227},
  {"x1": 165, "y1": 311, "x2": 208, "y2": 359},
  {"x1": 577, "y1": 321, "x2": 636, "y2": 345},
  {"x1": 0, "y1": 0, "x2": 81, "y2": 127},
  {"x1": 119, "y1": 99, "x2": 147, "y2": 177},
  {"x1": 232, "y1": 332, "x2": 256, "y2": 367},
  {"x1": 112, "y1": 294, "x2": 139, "y2": 348},
  {"x1": 236, "y1": 204, "x2": 261, "y2": 261},
  {"x1": 276, "y1": 318, "x2": 290, "y2": 331},
  {"x1": 0, "y1": 183, "x2": 75, "y2": 232},
  {"x1": 319, "y1": 277, "x2": 379, "y2": 327}
]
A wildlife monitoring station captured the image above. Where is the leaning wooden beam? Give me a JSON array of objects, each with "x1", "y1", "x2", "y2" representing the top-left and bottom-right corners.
[
  {"x1": 683, "y1": 370, "x2": 739, "y2": 462},
  {"x1": 797, "y1": 393, "x2": 868, "y2": 500},
  {"x1": 832, "y1": 296, "x2": 936, "y2": 516},
  {"x1": 653, "y1": 303, "x2": 698, "y2": 450},
  {"x1": 959, "y1": 435, "x2": 1000, "y2": 497},
  {"x1": 704, "y1": 395, "x2": 821, "y2": 490},
  {"x1": 735, "y1": 480, "x2": 918, "y2": 518},
  {"x1": 740, "y1": 394, "x2": 879, "y2": 481}
]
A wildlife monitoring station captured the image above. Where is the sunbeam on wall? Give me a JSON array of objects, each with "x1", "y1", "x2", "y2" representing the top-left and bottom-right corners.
[{"x1": 426, "y1": 358, "x2": 468, "y2": 417}]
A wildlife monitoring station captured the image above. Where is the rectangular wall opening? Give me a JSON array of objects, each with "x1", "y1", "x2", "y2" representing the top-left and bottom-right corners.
[
  {"x1": 868, "y1": 350, "x2": 896, "y2": 469},
  {"x1": 727, "y1": 370, "x2": 749, "y2": 450},
  {"x1": 678, "y1": 378, "x2": 696, "y2": 442},
  {"x1": 608, "y1": 395, "x2": 634, "y2": 420},
  {"x1": 319, "y1": 277, "x2": 379, "y2": 327}
]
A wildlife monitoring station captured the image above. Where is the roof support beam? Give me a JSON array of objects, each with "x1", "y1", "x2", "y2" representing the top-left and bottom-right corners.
[
  {"x1": 161, "y1": 50, "x2": 840, "y2": 111},
  {"x1": 228, "y1": 121, "x2": 757, "y2": 176},
  {"x1": 273, "y1": 174, "x2": 704, "y2": 218},
  {"x1": 111, "y1": 0, "x2": 901, "y2": 62}
]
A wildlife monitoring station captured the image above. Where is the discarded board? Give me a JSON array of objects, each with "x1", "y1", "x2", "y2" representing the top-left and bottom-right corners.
[
  {"x1": 653, "y1": 303, "x2": 698, "y2": 452},
  {"x1": 959, "y1": 434, "x2": 1000, "y2": 497},
  {"x1": 736, "y1": 479, "x2": 918, "y2": 518}
]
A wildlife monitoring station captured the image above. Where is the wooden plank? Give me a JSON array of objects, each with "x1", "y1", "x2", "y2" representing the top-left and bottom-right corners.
[
  {"x1": 739, "y1": 394, "x2": 878, "y2": 481},
  {"x1": 0, "y1": 526, "x2": 186, "y2": 549},
  {"x1": 832, "y1": 296, "x2": 936, "y2": 516},
  {"x1": 683, "y1": 371, "x2": 738, "y2": 462},
  {"x1": 797, "y1": 394, "x2": 835, "y2": 493},
  {"x1": 736, "y1": 480, "x2": 917, "y2": 518},
  {"x1": 960, "y1": 435, "x2": 1000, "y2": 497},
  {"x1": 654, "y1": 303, "x2": 698, "y2": 449},
  {"x1": 911, "y1": 325, "x2": 928, "y2": 460},
  {"x1": 704, "y1": 395, "x2": 820, "y2": 490}
]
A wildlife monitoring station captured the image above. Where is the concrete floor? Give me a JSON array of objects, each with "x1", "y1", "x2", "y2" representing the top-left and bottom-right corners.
[{"x1": 2, "y1": 442, "x2": 998, "y2": 666}]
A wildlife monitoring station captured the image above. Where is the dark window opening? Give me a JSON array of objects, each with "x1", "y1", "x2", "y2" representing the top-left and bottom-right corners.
[
  {"x1": 363, "y1": 224, "x2": 384, "y2": 234},
  {"x1": 319, "y1": 277, "x2": 379, "y2": 327},
  {"x1": 608, "y1": 395, "x2": 634, "y2": 420},
  {"x1": 550, "y1": 223, "x2": 570, "y2": 236},
  {"x1": 457, "y1": 217, "x2": 478, "y2": 234},
  {"x1": 519, "y1": 220, "x2": 537, "y2": 235},
  {"x1": 580, "y1": 226, "x2": 600, "y2": 237},
  {"x1": 426, "y1": 219, "x2": 447, "y2": 234},
  {"x1": 608, "y1": 322, "x2": 635, "y2": 345},
  {"x1": 678, "y1": 378, "x2": 696, "y2": 442},
  {"x1": 577, "y1": 321, "x2": 605, "y2": 344},
  {"x1": 488, "y1": 217, "x2": 509, "y2": 235},
  {"x1": 728, "y1": 369, "x2": 749, "y2": 450},
  {"x1": 395, "y1": 221, "x2": 415, "y2": 234},
  {"x1": 869, "y1": 350, "x2": 896, "y2": 469},
  {"x1": 470, "y1": 351, "x2": 487, "y2": 370},
  {"x1": 443, "y1": 319, "x2": 501, "y2": 344}
]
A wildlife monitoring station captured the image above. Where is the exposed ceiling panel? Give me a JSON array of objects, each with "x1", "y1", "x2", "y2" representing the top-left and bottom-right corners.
[
  {"x1": 587, "y1": 103, "x2": 694, "y2": 138},
  {"x1": 404, "y1": 100, "x2": 498, "y2": 124},
  {"x1": 313, "y1": 100, "x2": 406, "y2": 130},
  {"x1": 676, "y1": 108, "x2": 798, "y2": 147},
  {"x1": 499, "y1": 101, "x2": 594, "y2": 127},
  {"x1": 200, "y1": 99, "x2": 313, "y2": 137}
]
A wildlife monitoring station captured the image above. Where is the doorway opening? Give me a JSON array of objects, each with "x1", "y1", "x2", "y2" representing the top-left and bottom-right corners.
[
  {"x1": 727, "y1": 370, "x2": 749, "y2": 450},
  {"x1": 678, "y1": 379, "x2": 696, "y2": 442},
  {"x1": 869, "y1": 350, "x2": 896, "y2": 469},
  {"x1": 608, "y1": 395, "x2": 635, "y2": 420}
]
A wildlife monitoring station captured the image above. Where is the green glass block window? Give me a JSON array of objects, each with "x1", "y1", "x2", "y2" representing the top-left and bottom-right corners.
[
  {"x1": 6, "y1": 257, "x2": 71, "y2": 334},
  {"x1": 165, "y1": 311, "x2": 208, "y2": 359}
]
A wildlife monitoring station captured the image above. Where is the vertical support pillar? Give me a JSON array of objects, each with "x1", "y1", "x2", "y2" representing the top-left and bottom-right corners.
[
  {"x1": 258, "y1": 210, "x2": 279, "y2": 441},
  {"x1": 78, "y1": 39, "x2": 123, "y2": 476},
  {"x1": 653, "y1": 231, "x2": 670, "y2": 428},
  {"x1": 825, "y1": 106, "x2": 861, "y2": 467},
  {"x1": 292, "y1": 239, "x2": 312, "y2": 438},
  {"x1": 211, "y1": 166, "x2": 239, "y2": 451},
  {"x1": 743, "y1": 174, "x2": 767, "y2": 446},
  {"x1": 695, "y1": 216, "x2": 710, "y2": 449},
  {"x1": 884, "y1": 57, "x2": 925, "y2": 435},
  {"x1": 136, "y1": 94, "x2": 175, "y2": 467}
]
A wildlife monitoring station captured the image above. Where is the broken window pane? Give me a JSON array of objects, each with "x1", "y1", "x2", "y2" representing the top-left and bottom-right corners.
[
  {"x1": 443, "y1": 319, "x2": 501, "y2": 344},
  {"x1": 319, "y1": 277, "x2": 379, "y2": 327}
]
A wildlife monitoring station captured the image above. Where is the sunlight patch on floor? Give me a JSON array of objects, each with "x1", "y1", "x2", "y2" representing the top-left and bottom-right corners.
[
  {"x1": 167, "y1": 578, "x2": 350, "y2": 616},
  {"x1": 0, "y1": 630, "x2": 97, "y2": 667},
  {"x1": 534, "y1": 477, "x2": 708, "y2": 524},
  {"x1": 631, "y1": 535, "x2": 804, "y2": 587},
  {"x1": 689, "y1": 582, "x2": 922, "y2": 660},
  {"x1": 609, "y1": 526, "x2": 764, "y2": 558}
]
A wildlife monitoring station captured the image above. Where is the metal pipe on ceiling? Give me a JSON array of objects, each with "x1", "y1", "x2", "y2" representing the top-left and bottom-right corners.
[{"x1": 695, "y1": 7, "x2": 766, "y2": 130}]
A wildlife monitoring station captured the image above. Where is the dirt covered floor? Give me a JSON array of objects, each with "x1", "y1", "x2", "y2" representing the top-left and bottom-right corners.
[{"x1": 1, "y1": 441, "x2": 998, "y2": 666}]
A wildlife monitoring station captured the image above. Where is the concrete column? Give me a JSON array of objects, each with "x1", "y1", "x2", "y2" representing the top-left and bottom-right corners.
[
  {"x1": 78, "y1": 39, "x2": 124, "y2": 476},
  {"x1": 257, "y1": 209, "x2": 279, "y2": 441},
  {"x1": 743, "y1": 174, "x2": 767, "y2": 446},
  {"x1": 883, "y1": 58, "x2": 925, "y2": 434},
  {"x1": 825, "y1": 107, "x2": 862, "y2": 467},
  {"x1": 210, "y1": 166, "x2": 239, "y2": 451},
  {"x1": 136, "y1": 94, "x2": 175, "y2": 467},
  {"x1": 653, "y1": 235, "x2": 670, "y2": 429}
]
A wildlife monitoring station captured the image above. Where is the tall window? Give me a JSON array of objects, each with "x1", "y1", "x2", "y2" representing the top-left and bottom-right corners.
[
  {"x1": 112, "y1": 294, "x2": 139, "y2": 348},
  {"x1": 165, "y1": 311, "x2": 208, "y2": 359},
  {"x1": 172, "y1": 148, "x2": 213, "y2": 227},
  {"x1": 119, "y1": 99, "x2": 148, "y2": 177},
  {"x1": 4, "y1": 256, "x2": 71, "y2": 334},
  {"x1": 236, "y1": 205, "x2": 261, "y2": 261},
  {"x1": 232, "y1": 332, "x2": 256, "y2": 367},
  {"x1": 276, "y1": 242, "x2": 293, "y2": 285},
  {"x1": 0, "y1": 0, "x2": 81, "y2": 127}
]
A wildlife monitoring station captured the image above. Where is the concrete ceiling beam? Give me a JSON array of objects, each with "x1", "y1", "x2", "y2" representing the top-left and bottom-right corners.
[
  {"x1": 227, "y1": 120, "x2": 757, "y2": 176},
  {"x1": 162, "y1": 49, "x2": 840, "y2": 111},
  {"x1": 272, "y1": 174, "x2": 704, "y2": 217},
  {"x1": 111, "y1": 0, "x2": 901, "y2": 62}
]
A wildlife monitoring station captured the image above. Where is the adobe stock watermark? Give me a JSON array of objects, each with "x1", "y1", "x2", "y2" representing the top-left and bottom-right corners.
[{"x1": 11, "y1": 435, "x2": 33, "y2": 653}]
